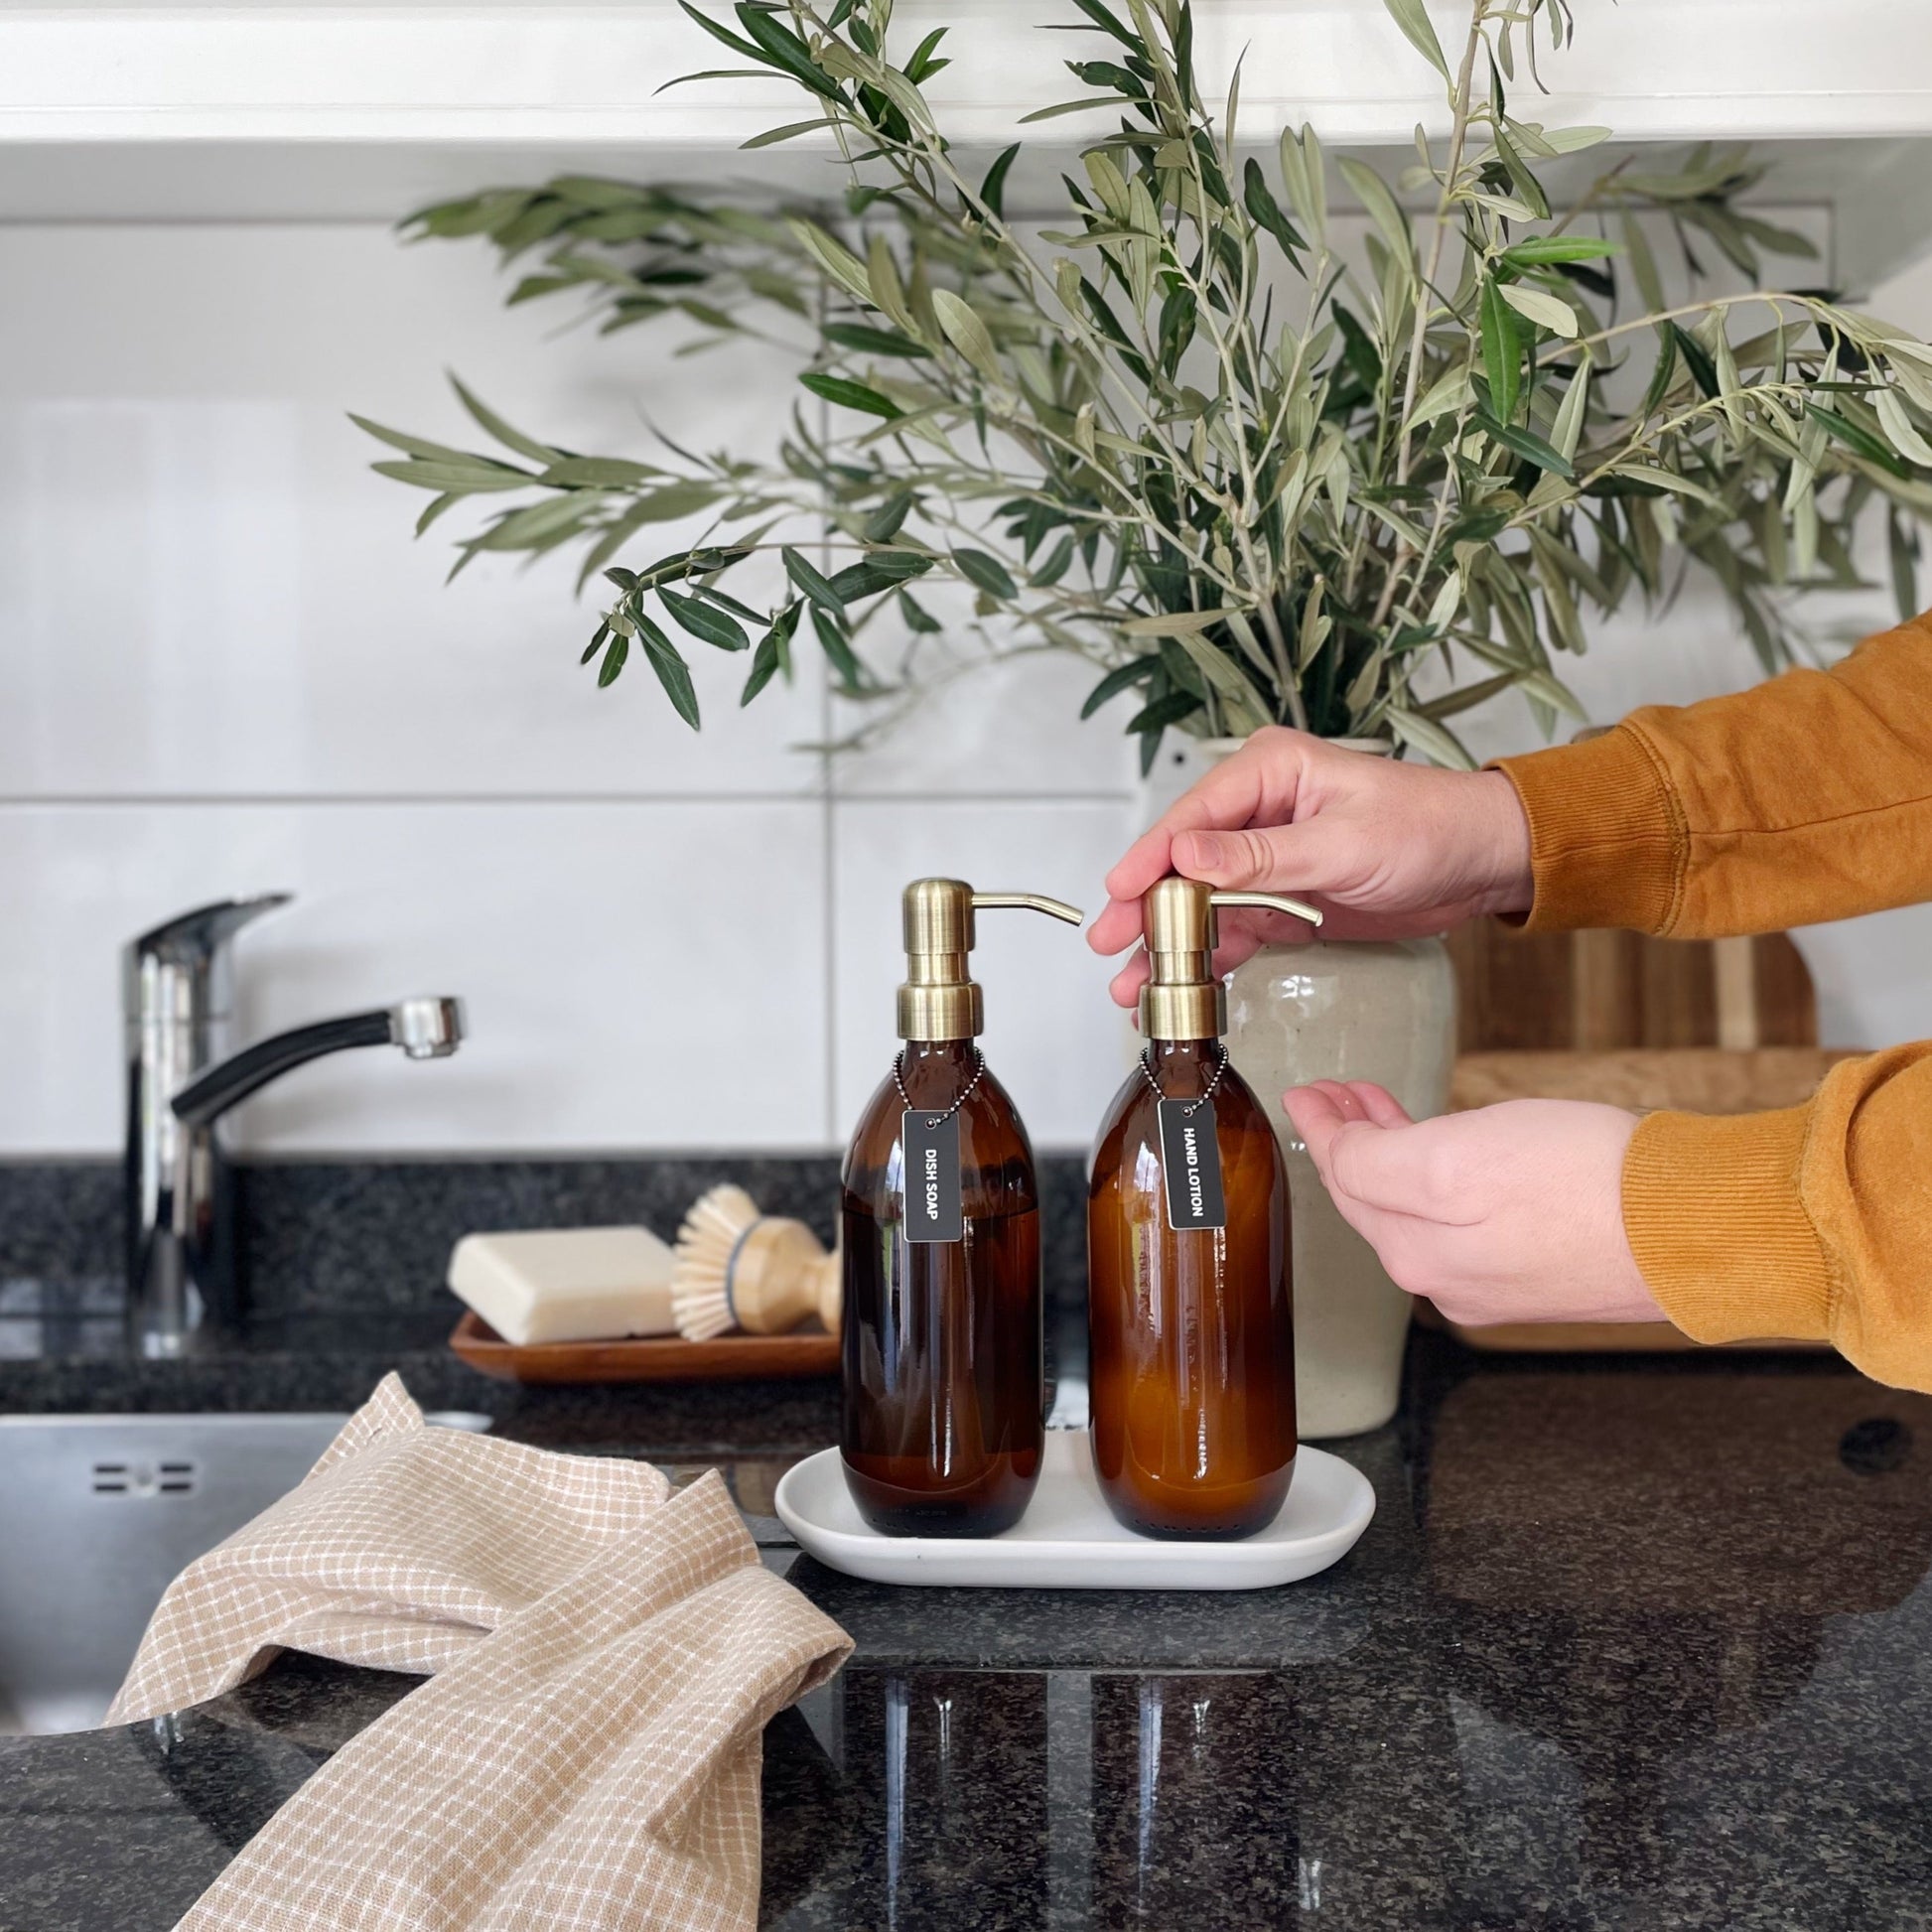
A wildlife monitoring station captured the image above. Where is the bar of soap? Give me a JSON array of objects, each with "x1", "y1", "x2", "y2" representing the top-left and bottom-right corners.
[{"x1": 448, "y1": 1226, "x2": 676, "y2": 1345}]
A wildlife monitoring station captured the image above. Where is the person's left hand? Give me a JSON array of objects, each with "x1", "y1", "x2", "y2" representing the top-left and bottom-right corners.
[{"x1": 1284, "y1": 1080, "x2": 1667, "y2": 1327}]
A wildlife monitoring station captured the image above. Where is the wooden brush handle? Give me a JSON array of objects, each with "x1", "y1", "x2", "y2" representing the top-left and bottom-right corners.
[
  {"x1": 731, "y1": 1218, "x2": 840, "y2": 1334},
  {"x1": 809, "y1": 1249, "x2": 842, "y2": 1332}
]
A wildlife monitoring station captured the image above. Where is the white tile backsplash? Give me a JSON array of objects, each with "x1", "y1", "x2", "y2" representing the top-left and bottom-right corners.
[
  {"x1": 0, "y1": 798, "x2": 828, "y2": 1155},
  {"x1": 1793, "y1": 904, "x2": 1932, "y2": 1050},
  {"x1": 0, "y1": 224, "x2": 824, "y2": 801},
  {"x1": 1434, "y1": 577, "x2": 1787, "y2": 769},
  {"x1": 828, "y1": 585, "x2": 1144, "y2": 797},
  {"x1": 0, "y1": 218, "x2": 1147, "y2": 1157},
  {"x1": 4, "y1": 210, "x2": 1928, "y2": 1158}
]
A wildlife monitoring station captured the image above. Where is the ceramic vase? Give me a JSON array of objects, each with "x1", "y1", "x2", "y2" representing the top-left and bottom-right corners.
[{"x1": 1146, "y1": 735, "x2": 1456, "y2": 1439}]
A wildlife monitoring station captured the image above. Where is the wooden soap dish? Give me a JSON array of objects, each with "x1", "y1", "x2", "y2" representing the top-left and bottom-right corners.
[{"x1": 449, "y1": 1311, "x2": 839, "y2": 1385}]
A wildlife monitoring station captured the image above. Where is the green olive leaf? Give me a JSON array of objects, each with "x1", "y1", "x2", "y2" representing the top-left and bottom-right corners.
[
  {"x1": 931, "y1": 290, "x2": 1004, "y2": 387},
  {"x1": 360, "y1": 1, "x2": 1932, "y2": 746},
  {"x1": 1379, "y1": 0, "x2": 1449, "y2": 80}
]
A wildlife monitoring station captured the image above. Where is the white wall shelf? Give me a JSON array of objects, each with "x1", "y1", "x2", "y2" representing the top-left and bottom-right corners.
[
  {"x1": 2, "y1": 1, "x2": 1931, "y2": 285},
  {"x1": 7, "y1": 2, "x2": 1932, "y2": 148}
]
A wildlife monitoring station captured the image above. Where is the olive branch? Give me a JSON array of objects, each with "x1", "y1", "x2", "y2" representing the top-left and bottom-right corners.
[{"x1": 356, "y1": 0, "x2": 1932, "y2": 769}]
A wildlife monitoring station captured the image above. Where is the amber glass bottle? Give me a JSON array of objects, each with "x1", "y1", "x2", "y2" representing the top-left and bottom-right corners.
[
  {"x1": 1087, "y1": 876, "x2": 1319, "y2": 1540},
  {"x1": 840, "y1": 880, "x2": 1083, "y2": 1537}
]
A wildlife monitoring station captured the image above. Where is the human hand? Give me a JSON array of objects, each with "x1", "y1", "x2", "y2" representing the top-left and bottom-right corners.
[
  {"x1": 1088, "y1": 727, "x2": 1534, "y2": 1009},
  {"x1": 1284, "y1": 1080, "x2": 1665, "y2": 1327}
]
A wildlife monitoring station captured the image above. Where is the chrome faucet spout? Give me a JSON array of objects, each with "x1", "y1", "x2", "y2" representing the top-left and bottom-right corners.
[
  {"x1": 171, "y1": 999, "x2": 466, "y2": 1130},
  {"x1": 123, "y1": 895, "x2": 465, "y2": 1358}
]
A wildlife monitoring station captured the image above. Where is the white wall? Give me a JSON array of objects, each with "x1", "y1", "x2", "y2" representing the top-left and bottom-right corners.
[
  {"x1": 0, "y1": 222, "x2": 1135, "y2": 1155},
  {"x1": 2, "y1": 215, "x2": 1927, "y2": 1158}
]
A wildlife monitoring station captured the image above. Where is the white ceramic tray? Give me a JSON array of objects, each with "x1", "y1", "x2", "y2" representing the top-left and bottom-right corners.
[{"x1": 773, "y1": 1430, "x2": 1375, "y2": 1591}]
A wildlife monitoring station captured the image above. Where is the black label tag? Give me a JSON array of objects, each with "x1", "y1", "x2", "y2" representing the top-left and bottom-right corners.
[
  {"x1": 901, "y1": 1111, "x2": 964, "y2": 1243},
  {"x1": 1158, "y1": 1099, "x2": 1227, "y2": 1232}
]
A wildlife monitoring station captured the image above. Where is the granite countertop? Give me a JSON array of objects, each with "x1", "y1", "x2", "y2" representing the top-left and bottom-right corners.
[{"x1": 7, "y1": 1163, "x2": 1932, "y2": 1928}]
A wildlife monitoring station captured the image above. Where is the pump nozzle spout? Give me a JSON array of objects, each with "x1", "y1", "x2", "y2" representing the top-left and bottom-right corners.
[
  {"x1": 1208, "y1": 889, "x2": 1322, "y2": 927},
  {"x1": 1138, "y1": 876, "x2": 1320, "y2": 1040},
  {"x1": 897, "y1": 878, "x2": 1086, "y2": 1040},
  {"x1": 969, "y1": 892, "x2": 1084, "y2": 926}
]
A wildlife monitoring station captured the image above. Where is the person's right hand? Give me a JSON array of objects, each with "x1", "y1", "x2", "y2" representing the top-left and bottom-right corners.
[
  {"x1": 1089, "y1": 727, "x2": 1536, "y2": 1009},
  {"x1": 1285, "y1": 1079, "x2": 1660, "y2": 1327}
]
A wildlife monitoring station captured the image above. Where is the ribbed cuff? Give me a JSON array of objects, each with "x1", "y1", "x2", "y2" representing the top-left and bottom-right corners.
[
  {"x1": 1622, "y1": 1104, "x2": 1833, "y2": 1344},
  {"x1": 1492, "y1": 724, "x2": 1683, "y2": 934}
]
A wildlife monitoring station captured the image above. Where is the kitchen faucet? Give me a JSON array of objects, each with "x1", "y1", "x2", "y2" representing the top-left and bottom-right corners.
[{"x1": 123, "y1": 895, "x2": 464, "y2": 1358}]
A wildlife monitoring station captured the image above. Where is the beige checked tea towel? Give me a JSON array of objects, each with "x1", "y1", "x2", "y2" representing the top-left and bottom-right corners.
[{"x1": 109, "y1": 1375, "x2": 852, "y2": 1932}]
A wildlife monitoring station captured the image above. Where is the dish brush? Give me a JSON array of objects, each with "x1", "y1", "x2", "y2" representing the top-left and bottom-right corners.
[{"x1": 671, "y1": 1183, "x2": 841, "y2": 1341}]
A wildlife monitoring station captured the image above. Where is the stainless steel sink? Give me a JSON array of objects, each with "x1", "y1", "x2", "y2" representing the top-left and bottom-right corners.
[{"x1": 0, "y1": 1409, "x2": 490, "y2": 1735}]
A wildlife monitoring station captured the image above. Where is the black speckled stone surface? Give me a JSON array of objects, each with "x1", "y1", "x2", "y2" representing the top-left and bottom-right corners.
[
  {"x1": 0, "y1": 1153, "x2": 1090, "y2": 1442},
  {"x1": 0, "y1": 1153, "x2": 1090, "y2": 1321},
  {"x1": 0, "y1": 1164, "x2": 119, "y2": 1282},
  {"x1": 8, "y1": 1161, "x2": 1932, "y2": 1928}
]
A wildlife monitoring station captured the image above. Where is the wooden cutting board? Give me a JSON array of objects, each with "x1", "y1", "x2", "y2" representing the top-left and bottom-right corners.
[{"x1": 1443, "y1": 922, "x2": 1820, "y2": 1051}]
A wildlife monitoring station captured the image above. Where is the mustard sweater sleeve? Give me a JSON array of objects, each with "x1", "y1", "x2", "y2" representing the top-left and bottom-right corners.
[
  {"x1": 1623, "y1": 1044, "x2": 1932, "y2": 1389},
  {"x1": 1493, "y1": 613, "x2": 1932, "y2": 938},
  {"x1": 1489, "y1": 613, "x2": 1932, "y2": 1388}
]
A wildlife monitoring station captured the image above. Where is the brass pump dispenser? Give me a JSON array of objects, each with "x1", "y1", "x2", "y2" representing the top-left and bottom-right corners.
[
  {"x1": 842, "y1": 875, "x2": 1084, "y2": 1540},
  {"x1": 1088, "y1": 872, "x2": 1322, "y2": 1542},
  {"x1": 1137, "y1": 878, "x2": 1323, "y2": 1039},
  {"x1": 897, "y1": 880, "x2": 1084, "y2": 1040}
]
